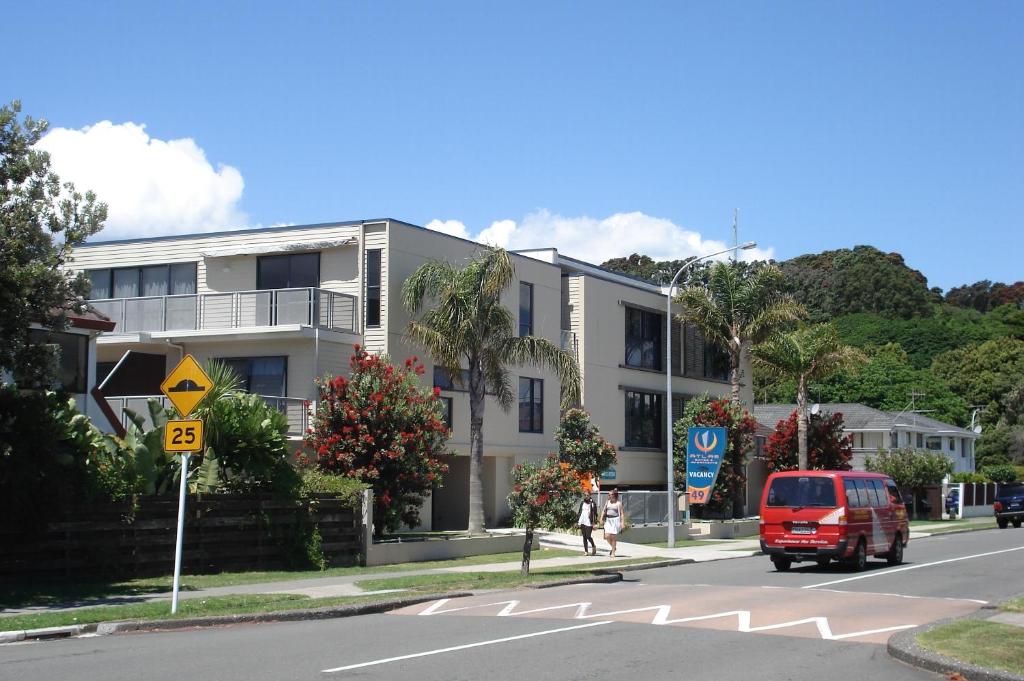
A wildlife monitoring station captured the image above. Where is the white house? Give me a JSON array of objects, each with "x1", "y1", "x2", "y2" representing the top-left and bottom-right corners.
[
  {"x1": 751, "y1": 403, "x2": 978, "y2": 474},
  {"x1": 70, "y1": 218, "x2": 752, "y2": 527}
]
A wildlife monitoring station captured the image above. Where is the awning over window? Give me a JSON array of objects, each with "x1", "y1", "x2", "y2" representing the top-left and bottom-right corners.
[{"x1": 200, "y1": 237, "x2": 357, "y2": 258}]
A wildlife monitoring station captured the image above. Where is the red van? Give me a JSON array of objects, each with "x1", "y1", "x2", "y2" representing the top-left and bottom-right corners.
[{"x1": 759, "y1": 471, "x2": 909, "y2": 572}]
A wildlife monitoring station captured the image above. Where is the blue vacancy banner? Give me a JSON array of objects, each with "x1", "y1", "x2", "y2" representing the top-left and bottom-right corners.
[{"x1": 686, "y1": 427, "x2": 728, "y2": 504}]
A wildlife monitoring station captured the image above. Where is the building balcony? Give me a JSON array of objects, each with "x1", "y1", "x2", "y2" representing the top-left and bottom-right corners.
[
  {"x1": 90, "y1": 288, "x2": 357, "y2": 335},
  {"x1": 106, "y1": 394, "x2": 311, "y2": 438}
]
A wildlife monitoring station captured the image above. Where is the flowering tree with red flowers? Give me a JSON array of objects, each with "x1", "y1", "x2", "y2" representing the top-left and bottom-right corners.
[
  {"x1": 555, "y1": 409, "x2": 617, "y2": 490},
  {"x1": 305, "y1": 347, "x2": 451, "y2": 535},
  {"x1": 507, "y1": 455, "x2": 585, "y2": 575},
  {"x1": 764, "y1": 410, "x2": 853, "y2": 474},
  {"x1": 673, "y1": 394, "x2": 758, "y2": 518}
]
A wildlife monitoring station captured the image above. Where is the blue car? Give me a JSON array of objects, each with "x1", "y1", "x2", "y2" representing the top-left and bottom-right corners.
[{"x1": 945, "y1": 489, "x2": 959, "y2": 517}]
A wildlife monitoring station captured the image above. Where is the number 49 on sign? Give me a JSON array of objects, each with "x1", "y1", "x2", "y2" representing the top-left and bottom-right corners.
[{"x1": 164, "y1": 419, "x2": 203, "y2": 452}]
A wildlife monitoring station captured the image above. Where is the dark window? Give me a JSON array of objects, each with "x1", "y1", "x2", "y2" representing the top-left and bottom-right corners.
[
  {"x1": 440, "y1": 397, "x2": 453, "y2": 430},
  {"x1": 624, "y1": 307, "x2": 662, "y2": 370},
  {"x1": 868, "y1": 479, "x2": 887, "y2": 508},
  {"x1": 767, "y1": 476, "x2": 837, "y2": 508},
  {"x1": 519, "y1": 377, "x2": 543, "y2": 433},
  {"x1": 365, "y1": 249, "x2": 382, "y2": 327},
  {"x1": 625, "y1": 390, "x2": 662, "y2": 448},
  {"x1": 434, "y1": 366, "x2": 468, "y2": 391},
  {"x1": 949, "y1": 438, "x2": 956, "y2": 452},
  {"x1": 889, "y1": 432, "x2": 899, "y2": 448},
  {"x1": 885, "y1": 481, "x2": 902, "y2": 505},
  {"x1": 27, "y1": 329, "x2": 88, "y2": 393},
  {"x1": 519, "y1": 282, "x2": 533, "y2": 337},
  {"x1": 257, "y1": 253, "x2": 320, "y2": 290},
  {"x1": 916, "y1": 433, "x2": 924, "y2": 448},
  {"x1": 86, "y1": 264, "x2": 196, "y2": 299},
  {"x1": 220, "y1": 356, "x2": 287, "y2": 396}
]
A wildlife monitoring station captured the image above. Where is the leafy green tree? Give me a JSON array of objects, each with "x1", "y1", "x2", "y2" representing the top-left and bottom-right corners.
[
  {"x1": 752, "y1": 324, "x2": 866, "y2": 468},
  {"x1": 402, "y1": 247, "x2": 581, "y2": 534},
  {"x1": 945, "y1": 280, "x2": 1024, "y2": 312},
  {"x1": 931, "y1": 338, "x2": 1024, "y2": 427},
  {"x1": 778, "y1": 245, "x2": 935, "y2": 320},
  {"x1": 982, "y1": 464, "x2": 1019, "y2": 484},
  {"x1": 672, "y1": 394, "x2": 758, "y2": 518},
  {"x1": 865, "y1": 447, "x2": 953, "y2": 518},
  {"x1": 676, "y1": 261, "x2": 804, "y2": 403},
  {"x1": 600, "y1": 254, "x2": 711, "y2": 285},
  {"x1": 555, "y1": 409, "x2": 617, "y2": 483},
  {"x1": 507, "y1": 455, "x2": 584, "y2": 575},
  {"x1": 305, "y1": 349, "x2": 452, "y2": 535},
  {"x1": 0, "y1": 101, "x2": 107, "y2": 386}
]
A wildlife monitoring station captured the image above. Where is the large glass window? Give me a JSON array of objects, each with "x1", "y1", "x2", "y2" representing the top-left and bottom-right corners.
[
  {"x1": 257, "y1": 253, "x2": 320, "y2": 290},
  {"x1": 519, "y1": 282, "x2": 533, "y2": 337},
  {"x1": 220, "y1": 356, "x2": 287, "y2": 396},
  {"x1": 87, "y1": 263, "x2": 197, "y2": 299},
  {"x1": 519, "y1": 377, "x2": 543, "y2": 433},
  {"x1": 365, "y1": 249, "x2": 382, "y2": 327},
  {"x1": 624, "y1": 307, "x2": 662, "y2": 370},
  {"x1": 27, "y1": 329, "x2": 88, "y2": 393},
  {"x1": 625, "y1": 390, "x2": 662, "y2": 448}
]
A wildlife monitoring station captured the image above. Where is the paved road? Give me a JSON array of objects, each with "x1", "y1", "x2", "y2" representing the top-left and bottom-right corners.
[{"x1": 2, "y1": 528, "x2": 1022, "y2": 681}]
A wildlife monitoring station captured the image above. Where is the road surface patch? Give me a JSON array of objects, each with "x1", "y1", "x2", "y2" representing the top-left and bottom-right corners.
[{"x1": 394, "y1": 583, "x2": 980, "y2": 644}]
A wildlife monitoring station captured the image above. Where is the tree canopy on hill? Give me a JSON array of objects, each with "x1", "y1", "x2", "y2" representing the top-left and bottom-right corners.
[
  {"x1": 945, "y1": 280, "x2": 1024, "y2": 313},
  {"x1": 777, "y1": 245, "x2": 936, "y2": 320}
]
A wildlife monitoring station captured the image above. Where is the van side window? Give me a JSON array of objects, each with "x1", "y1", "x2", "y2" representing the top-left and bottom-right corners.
[
  {"x1": 843, "y1": 479, "x2": 862, "y2": 508},
  {"x1": 885, "y1": 481, "x2": 902, "y2": 505},
  {"x1": 854, "y1": 479, "x2": 871, "y2": 508},
  {"x1": 868, "y1": 479, "x2": 887, "y2": 507}
]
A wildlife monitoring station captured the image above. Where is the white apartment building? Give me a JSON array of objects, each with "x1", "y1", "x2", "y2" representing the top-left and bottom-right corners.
[
  {"x1": 71, "y1": 219, "x2": 749, "y2": 528},
  {"x1": 751, "y1": 403, "x2": 978, "y2": 474}
]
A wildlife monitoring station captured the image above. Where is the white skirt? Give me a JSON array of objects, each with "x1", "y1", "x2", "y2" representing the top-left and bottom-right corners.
[{"x1": 604, "y1": 516, "x2": 621, "y2": 535}]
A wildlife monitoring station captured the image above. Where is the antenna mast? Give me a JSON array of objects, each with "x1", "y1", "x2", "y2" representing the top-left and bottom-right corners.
[{"x1": 732, "y1": 208, "x2": 739, "y2": 263}]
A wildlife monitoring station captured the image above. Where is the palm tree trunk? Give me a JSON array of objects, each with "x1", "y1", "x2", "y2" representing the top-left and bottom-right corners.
[
  {"x1": 729, "y1": 345, "x2": 742, "y2": 404},
  {"x1": 467, "y1": 357, "x2": 486, "y2": 535},
  {"x1": 796, "y1": 377, "x2": 808, "y2": 470}
]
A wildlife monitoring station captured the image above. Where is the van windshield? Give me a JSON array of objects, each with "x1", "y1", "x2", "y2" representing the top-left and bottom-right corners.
[{"x1": 766, "y1": 477, "x2": 837, "y2": 508}]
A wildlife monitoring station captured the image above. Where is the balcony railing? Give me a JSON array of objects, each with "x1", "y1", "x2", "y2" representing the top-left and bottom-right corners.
[
  {"x1": 90, "y1": 287, "x2": 357, "y2": 334},
  {"x1": 106, "y1": 395, "x2": 311, "y2": 438}
]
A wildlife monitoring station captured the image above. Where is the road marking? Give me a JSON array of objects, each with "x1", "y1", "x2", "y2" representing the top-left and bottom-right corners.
[
  {"x1": 802, "y1": 545, "x2": 1024, "y2": 589},
  {"x1": 809, "y1": 588, "x2": 987, "y2": 604},
  {"x1": 320, "y1": 621, "x2": 612, "y2": 673}
]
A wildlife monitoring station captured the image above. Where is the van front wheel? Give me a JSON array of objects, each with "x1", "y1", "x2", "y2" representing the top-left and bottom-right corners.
[
  {"x1": 772, "y1": 557, "x2": 792, "y2": 572},
  {"x1": 886, "y1": 535, "x2": 904, "y2": 566},
  {"x1": 846, "y1": 539, "x2": 867, "y2": 572}
]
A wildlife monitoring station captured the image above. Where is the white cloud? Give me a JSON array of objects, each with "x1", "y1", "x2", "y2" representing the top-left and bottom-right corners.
[
  {"x1": 36, "y1": 121, "x2": 246, "y2": 239},
  {"x1": 425, "y1": 209, "x2": 775, "y2": 264},
  {"x1": 423, "y1": 219, "x2": 470, "y2": 239}
]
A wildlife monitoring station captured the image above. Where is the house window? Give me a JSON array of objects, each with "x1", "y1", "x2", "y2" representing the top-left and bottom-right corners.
[
  {"x1": 916, "y1": 433, "x2": 924, "y2": 449},
  {"x1": 889, "y1": 432, "x2": 898, "y2": 449},
  {"x1": 926, "y1": 437, "x2": 942, "y2": 451},
  {"x1": 433, "y1": 367, "x2": 495, "y2": 395},
  {"x1": 624, "y1": 307, "x2": 662, "y2": 370},
  {"x1": 625, "y1": 390, "x2": 662, "y2": 448},
  {"x1": 948, "y1": 438, "x2": 956, "y2": 452},
  {"x1": 26, "y1": 329, "x2": 88, "y2": 394},
  {"x1": 519, "y1": 377, "x2": 543, "y2": 433},
  {"x1": 257, "y1": 253, "x2": 320, "y2": 290},
  {"x1": 439, "y1": 397, "x2": 453, "y2": 430},
  {"x1": 365, "y1": 249, "x2": 382, "y2": 327},
  {"x1": 220, "y1": 356, "x2": 287, "y2": 396},
  {"x1": 519, "y1": 282, "x2": 533, "y2": 337},
  {"x1": 87, "y1": 263, "x2": 197, "y2": 299}
]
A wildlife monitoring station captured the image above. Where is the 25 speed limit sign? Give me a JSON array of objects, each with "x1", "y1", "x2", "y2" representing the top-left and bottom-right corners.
[{"x1": 164, "y1": 419, "x2": 204, "y2": 452}]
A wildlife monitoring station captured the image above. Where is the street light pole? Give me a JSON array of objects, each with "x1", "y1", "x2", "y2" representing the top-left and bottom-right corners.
[{"x1": 665, "y1": 241, "x2": 756, "y2": 548}]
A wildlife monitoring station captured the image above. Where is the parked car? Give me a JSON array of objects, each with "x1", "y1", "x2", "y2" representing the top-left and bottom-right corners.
[
  {"x1": 945, "y1": 488, "x2": 959, "y2": 518},
  {"x1": 993, "y1": 482, "x2": 1024, "y2": 529},
  {"x1": 760, "y1": 471, "x2": 909, "y2": 572}
]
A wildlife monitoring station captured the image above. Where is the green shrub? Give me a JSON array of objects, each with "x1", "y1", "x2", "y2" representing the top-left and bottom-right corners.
[
  {"x1": 983, "y1": 464, "x2": 1019, "y2": 484},
  {"x1": 298, "y1": 468, "x2": 367, "y2": 505},
  {"x1": 950, "y1": 472, "x2": 987, "y2": 484}
]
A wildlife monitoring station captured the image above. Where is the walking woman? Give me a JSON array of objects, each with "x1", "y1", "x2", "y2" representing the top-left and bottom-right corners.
[
  {"x1": 600, "y1": 489, "x2": 624, "y2": 557},
  {"x1": 578, "y1": 495, "x2": 597, "y2": 555}
]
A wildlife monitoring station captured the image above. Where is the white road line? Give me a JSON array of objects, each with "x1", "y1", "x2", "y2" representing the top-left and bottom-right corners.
[
  {"x1": 808, "y1": 588, "x2": 988, "y2": 604},
  {"x1": 320, "y1": 621, "x2": 612, "y2": 673},
  {"x1": 802, "y1": 545, "x2": 1024, "y2": 589}
]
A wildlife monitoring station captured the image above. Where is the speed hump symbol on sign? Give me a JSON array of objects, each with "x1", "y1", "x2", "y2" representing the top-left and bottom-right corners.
[
  {"x1": 164, "y1": 419, "x2": 203, "y2": 453},
  {"x1": 160, "y1": 354, "x2": 213, "y2": 417}
]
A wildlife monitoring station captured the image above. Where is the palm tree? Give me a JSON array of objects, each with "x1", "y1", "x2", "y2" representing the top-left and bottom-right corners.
[
  {"x1": 402, "y1": 247, "x2": 581, "y2": 534},
  {"x1": 675, "y1": 261, "x2": 804, "y2": 403},
  {"x1": 752, "y1": 324, "x2": 867, "y2": 469}
]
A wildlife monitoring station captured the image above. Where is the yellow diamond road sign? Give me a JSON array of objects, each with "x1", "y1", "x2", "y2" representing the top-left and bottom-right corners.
[{"x1": 160, "y1": 354, "x2": 213, "y2": 417}]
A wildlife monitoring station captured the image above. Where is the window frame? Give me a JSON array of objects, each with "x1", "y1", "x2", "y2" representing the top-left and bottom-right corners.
[
  {"x1": 624, "y1": 390, "x2": 663, "y2": 449},
  {"x1": 256, "y1": 252, "x2": 321, "y2": 291},
  {"x1": 87, "y1": 263, "x2": 197, "y2": 300},
  {"x1": 518, "y1": 281, "x2": 534, "y2": 337},
  {"x1": 518, "y1": 377, "x2": 544, "y2": 433},
  {"x1": 217, "y1": 356, "x2": 289, "y2": 396},
  {"x1": 27, "y1": 329, "x2": 89, "y2": 394},
  {"x1": 365, "y1": 249, "x2": 382, "y2": 328},
  {"x1": 624, "y1": 306, "x2": 662, "y2": 371}
]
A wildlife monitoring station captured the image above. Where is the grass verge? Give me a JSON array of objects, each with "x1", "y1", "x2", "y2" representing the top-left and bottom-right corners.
[
  {"x1": 0, "y1": 548, "x2": 579, "y2": 610},
  {"x1": 1001, "y1": 596, "x2": 1024, "y2": 613},
  {"x1": 0, "y1": 593, "x2": 407, "y2": 633},
  {"x1": 917, "y1": 619, "x2": 1024, "y2": 676}
]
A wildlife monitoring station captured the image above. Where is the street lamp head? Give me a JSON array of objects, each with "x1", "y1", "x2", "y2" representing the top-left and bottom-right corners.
[{"x1": 740, "y1": 241, "x2": 757, "y2": 250}]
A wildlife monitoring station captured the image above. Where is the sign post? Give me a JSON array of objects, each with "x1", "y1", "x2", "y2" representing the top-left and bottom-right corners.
[
  {"x1": 160, "y1": 355, "x2": 213, "y2": 614},
  {"x1": 686, "y1": 427, "x2": 728, "y2": 517}
]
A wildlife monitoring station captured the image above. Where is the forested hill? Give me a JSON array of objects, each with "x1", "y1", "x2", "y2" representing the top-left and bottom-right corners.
[{"x1": 601, "y1": 246, "x2": 1024, "y2": 468}]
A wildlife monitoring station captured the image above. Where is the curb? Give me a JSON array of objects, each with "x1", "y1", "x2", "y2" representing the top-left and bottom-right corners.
[
  {"x1": 887, "y1": 611, "x2": 1024, "y2": 681},
  {"x1": 609, "y1": 558, "x2": 695, "y2": 573},
  {"x1": 532, "y1": 573, "x2": 623, "y2": 589},
  {"x1": 913, "y1": 524, "x2": 998, "y2": 539},
  {"x1": 0, "y1": 624, "x2": 94, "y2": 643}
]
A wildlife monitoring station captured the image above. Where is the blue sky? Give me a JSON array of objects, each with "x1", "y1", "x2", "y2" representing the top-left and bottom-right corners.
[{"x1": 9, "y1": 2, "x2": 1022, "y2": 290}]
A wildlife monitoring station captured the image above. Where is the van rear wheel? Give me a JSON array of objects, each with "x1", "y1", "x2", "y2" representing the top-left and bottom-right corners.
[
  {"x1": 998, "y1": 518, "x2": 1009, "y2": 529},
  {"x1": 816, "y1": 558, "x2": 830, "y2": 569},
  {"x1": 772, "y1": 557, "x2": 792, "y2": 572},
  {"x1": 886, "y1": 534, "x2": 904, "y2": 566},
  {"x1": 846, "y1": 539, "x2": 867, "y2": 572},
  {"x1": 1014, "y1": 518, "x2": 1022, "y2": 528}
]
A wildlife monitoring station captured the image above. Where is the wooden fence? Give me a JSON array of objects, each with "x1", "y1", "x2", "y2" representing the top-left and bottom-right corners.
[{"x1": 0, "y1": 493, "x2": 362, "y2": 583}]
